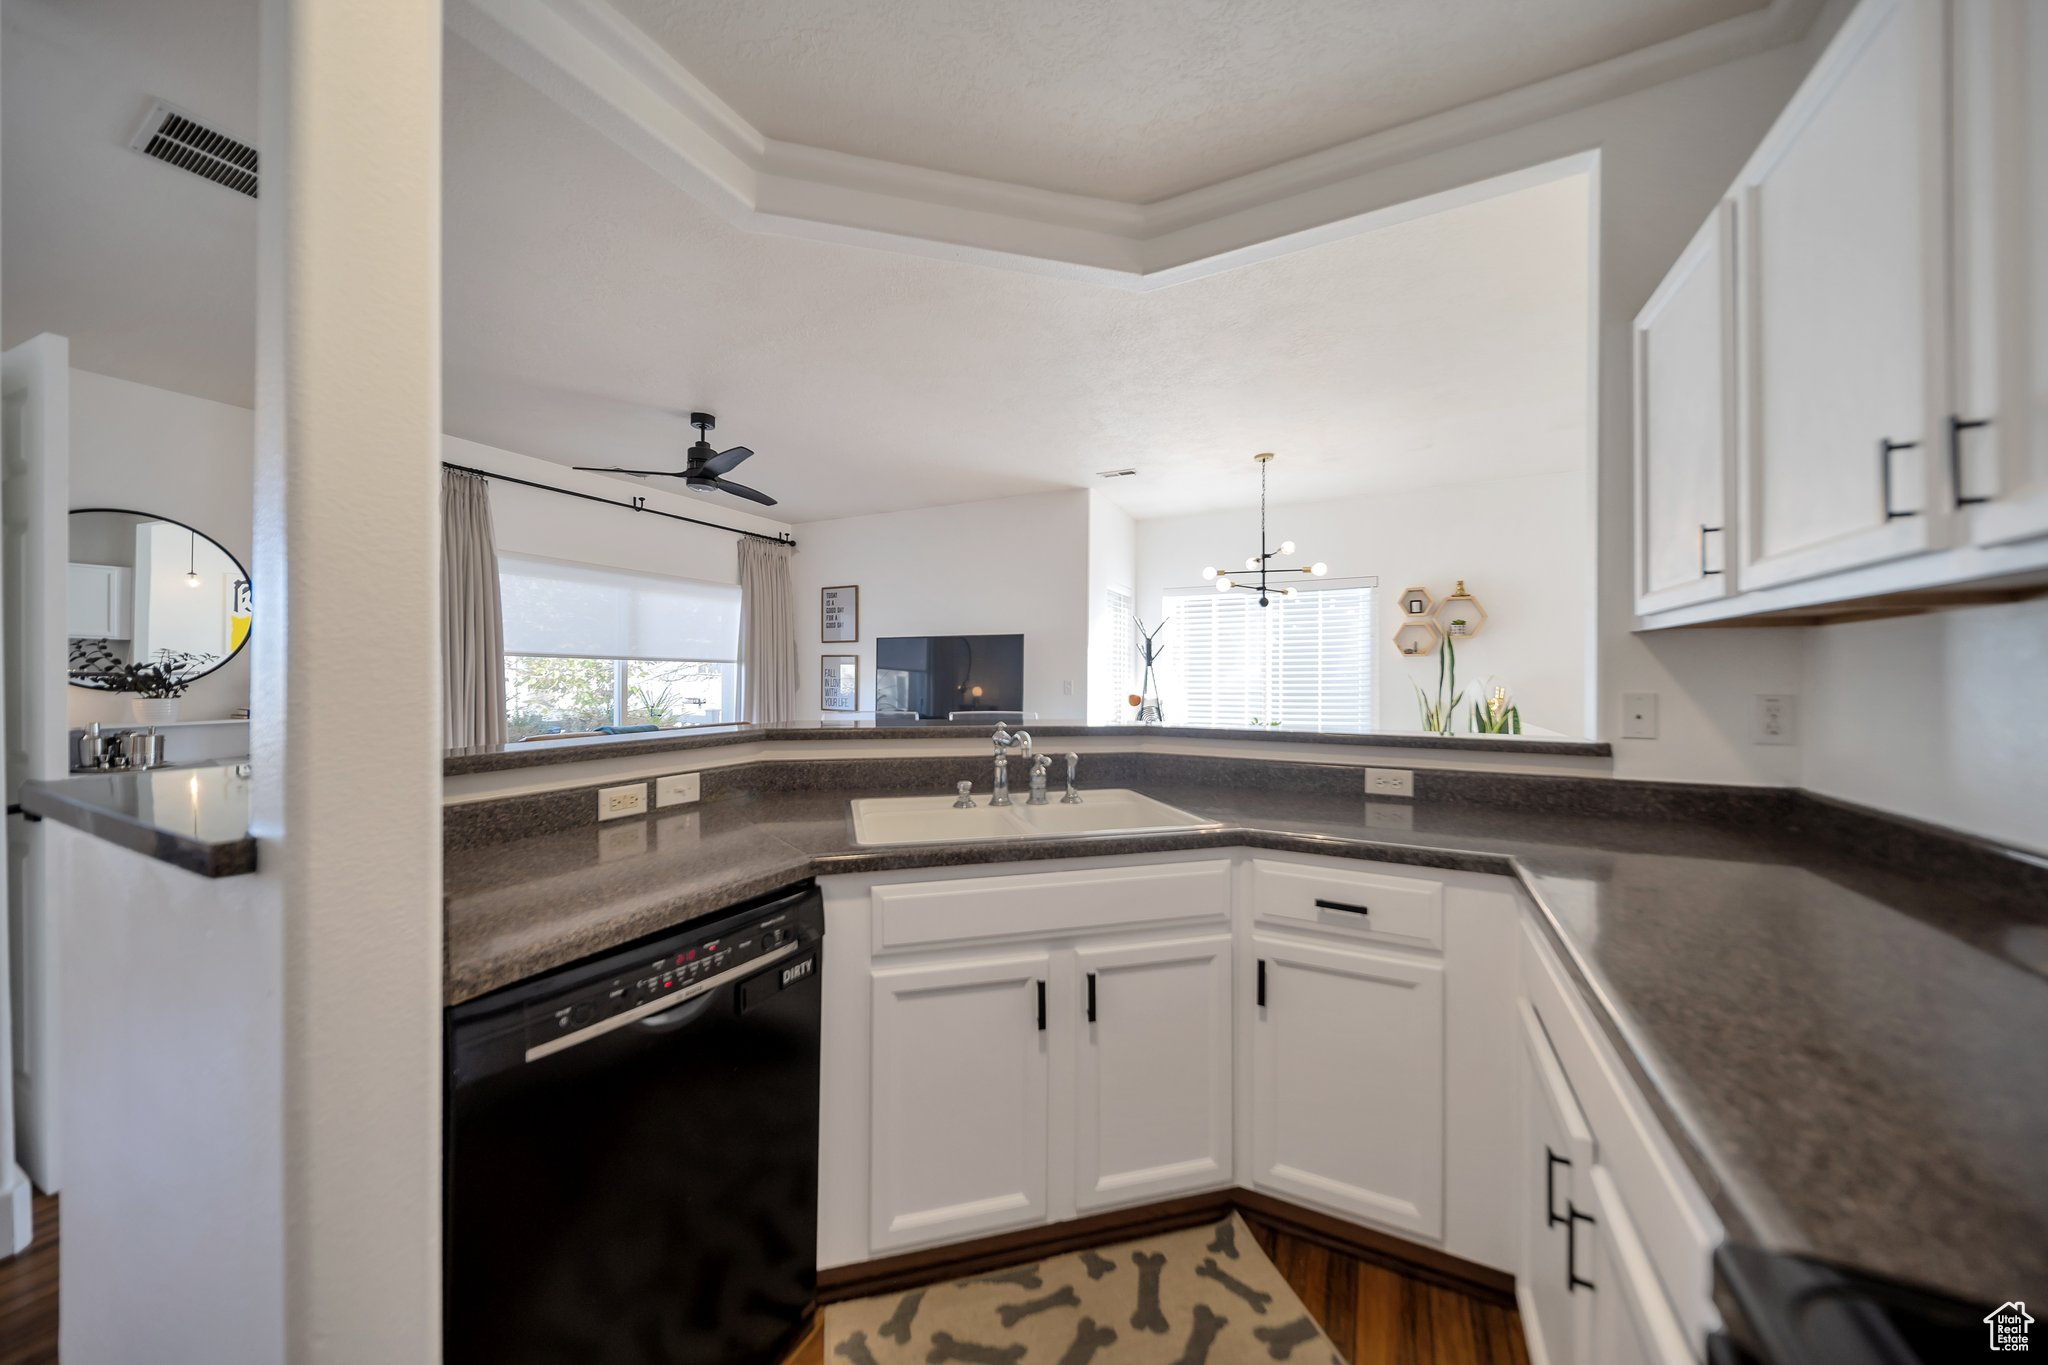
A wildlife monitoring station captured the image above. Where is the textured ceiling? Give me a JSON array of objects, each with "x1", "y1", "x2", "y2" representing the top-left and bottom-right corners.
[
  {"x1": 609, "y1": 0, "x2": 1769, "y2": 200},
  {"x1": 6, "y1": 0, "x2": 1590, "y2": 527}
]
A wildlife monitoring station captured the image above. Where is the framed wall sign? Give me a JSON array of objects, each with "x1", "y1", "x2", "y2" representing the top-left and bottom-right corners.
[
  {"x1": 821, "y1": 654, "x2": 859, "y2": 711},
  {"x1": 821, "y1": 585, "x2": 859, "y2": 642}
]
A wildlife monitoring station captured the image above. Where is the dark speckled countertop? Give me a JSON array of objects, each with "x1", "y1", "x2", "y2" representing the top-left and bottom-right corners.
[{"x1": 443, "y1": 782, "x2": 2048, "y2": 1308}]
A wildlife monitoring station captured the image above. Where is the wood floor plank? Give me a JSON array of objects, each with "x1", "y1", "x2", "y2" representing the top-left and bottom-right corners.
[{"x1": 0, "y1": 1190, "x2": 60, "y2": 1365}]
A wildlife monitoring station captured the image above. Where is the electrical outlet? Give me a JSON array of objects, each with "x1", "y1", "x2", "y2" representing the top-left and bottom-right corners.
[
  {"x1": 1062, "y1": 680, "x2": 1073, "y2": 696},
  {"x1": 1621, "y1": 692, "x2": 1659, "y2": 739},
  {"x1": 656, "y1": 772, "x2": 701, "y2": 807},
  {"x1": 598, "y1": 782, "x2": 648, "y2": 821},
  {"x1": 1365, "y1": 767, "x2": 1414, "y2": 798},
  {"x1": 1752, "y1": 693, "x2": 1797, "y2": 745}
]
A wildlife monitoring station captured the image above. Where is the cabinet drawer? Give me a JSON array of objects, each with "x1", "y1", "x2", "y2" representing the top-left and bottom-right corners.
[
  {"x1": 872, "y1": 860, "x2": 1231, "y2": 952},
  {"x1": 1250, "y1": 858, "x2": 1444, "y2": 952}
]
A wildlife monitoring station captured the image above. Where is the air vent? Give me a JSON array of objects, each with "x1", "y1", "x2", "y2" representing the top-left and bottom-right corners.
[
  {"x1": 128, "y1": 100, "x2": 257, "y2": 198},
  {"x1": 1096, "y1": 468, "x2": 1138, "y2": 479}
]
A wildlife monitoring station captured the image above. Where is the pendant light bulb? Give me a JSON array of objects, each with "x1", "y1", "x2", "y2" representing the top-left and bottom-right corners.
[
  {"x1": 185, "y1": 530, "x2": 202, "y2": 587},
  {"x1": 1245, "y1": 555, "x2": 1259, "y2": 571},
  {"x1": 1279, "y1": 540, "x2": 1295, "y2": 555},
  {"x1": 1215, "y1": 575, "x2": 1233, "y2": 592},
  {"x1": 1311, "y1": 562, "x2": 1328, "y2": 576},
  {"x1": 1201, "y1": 566, "x2": 1217, "y2": 580}
]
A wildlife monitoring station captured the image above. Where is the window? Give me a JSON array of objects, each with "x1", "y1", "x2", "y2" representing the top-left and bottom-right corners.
[
  {"x1": 1105, "y1": 587, "x2": 1135, "y2": 717},
  {"x1": 499, "y1": 555, "x2": 741, "y2": 738},
  {"x1": 1163, "y1": 585, "x2": 1375, "y2": 732}
]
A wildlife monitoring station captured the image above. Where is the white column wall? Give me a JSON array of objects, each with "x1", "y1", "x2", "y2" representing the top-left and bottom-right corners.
[{"x1": 253, "y1": 0, "x2": 444, "y2": 1360}]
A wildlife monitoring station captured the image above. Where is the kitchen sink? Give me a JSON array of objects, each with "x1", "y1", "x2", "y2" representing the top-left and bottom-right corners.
[{"x1": 849, "y1": 789, "x2": 1217, "y2": 846}]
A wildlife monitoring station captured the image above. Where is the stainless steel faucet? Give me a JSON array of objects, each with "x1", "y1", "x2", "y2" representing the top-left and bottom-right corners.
[
  {"x1": 989, "y1": 724, "x2": 1034, "y2": 806},
  {"x1": 1027, "y1": 754, "x2": 1051, "y2": 805},
  {"x1": 1061, "y1": 752, "x2": 1082, "y2": 804}
]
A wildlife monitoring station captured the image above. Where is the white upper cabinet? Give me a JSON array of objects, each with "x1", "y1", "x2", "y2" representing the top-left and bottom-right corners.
[
  {"x1": 1248, "y1": 932, "x2": 1444, "y2": 1239},
  {"x1": 868, "y1": 951, "x2": 1051, "y2": 1252},
  {"x1": 1733, "y1": 0, "x2": 1953, "y2": 590},
  {"x1": 1951, "y1": 0, "x2": 2048, "y2": 547},
  {"x1": 1634, "y1": 203, "x2": 1739, "y2": 614},
  {"x1": 1071, "y1": 933, "x2": 1233, "y2": 1213}
]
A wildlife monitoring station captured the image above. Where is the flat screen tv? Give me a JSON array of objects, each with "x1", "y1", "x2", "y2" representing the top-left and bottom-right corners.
[{"x1": 874, "y1": 634, "x2": 1025, "y2": 720}]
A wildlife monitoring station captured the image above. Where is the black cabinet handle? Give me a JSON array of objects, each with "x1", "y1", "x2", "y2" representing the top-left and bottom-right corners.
[
  {"x1": 1545, "y1": 1147, "x2": 1570, "y2": 1227},
  {"x1": 1880, "y1": 437, "x2": 1920, "y2": 520},
  {"x1": 1256, "y1": 959, "x2": 1267, "y2": 1008},
  {"x1": 1699, "y1": 523, "x2": 1724, "y2": 577},
  {"x1": 1948, "y1": 415, "x2": 1991, "y2": 507},
  {"x1": 1566, "y1": 1203, "x2": 1597, "y2": 1293},
  {"x1": 1313, "y1": 898, "x2": 1370, "y2": 917},
  {"x1": 1036, "y1": 980, "x2": 1046, "y2": 1032},
  {"x1": 1085, "y1": 971, "x2": 1097, "y2": 1023}
]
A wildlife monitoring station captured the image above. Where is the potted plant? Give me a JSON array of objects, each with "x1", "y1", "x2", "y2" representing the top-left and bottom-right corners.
[
  {"x1": 69, "y1": 644, "x2": 216, "y2": 723},
  {"x1": 1413, "y1": 635, "x2": 1464, "y2": 735},
  {"x1": 1471, "y1": 682, "x2": 1523, "y2": 734}
]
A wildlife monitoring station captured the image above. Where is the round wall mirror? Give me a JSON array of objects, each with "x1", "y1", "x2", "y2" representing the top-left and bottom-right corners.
[{"x1": 67, "y1": 508, "x2": 252, "y2": 690}]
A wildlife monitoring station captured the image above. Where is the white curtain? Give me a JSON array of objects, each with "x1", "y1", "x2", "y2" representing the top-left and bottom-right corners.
[
  {"x1": 441, "y1": 469, "x2": 507, "y2": 747},
  {"x1": 736, "y1": 538, "x2": 797, "y2": 725}
]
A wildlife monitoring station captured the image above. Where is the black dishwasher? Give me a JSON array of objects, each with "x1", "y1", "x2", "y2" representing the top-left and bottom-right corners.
[{"x1": 445, "y1": 882, "x2": 823, "y2": 1365}]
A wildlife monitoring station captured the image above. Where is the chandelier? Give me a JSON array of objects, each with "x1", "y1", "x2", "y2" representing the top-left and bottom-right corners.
[{"x1": 1201, "y1": 453, "x2": 1328, "y2": 607}]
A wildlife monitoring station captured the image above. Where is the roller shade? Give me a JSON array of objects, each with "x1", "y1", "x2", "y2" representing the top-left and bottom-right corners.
[
  {"x1": 499, "y1": 554, "x2": 740, "y2": 662},
  {"x1": 1164, "y1": 585, "x2": 1374, "y2": 731}
]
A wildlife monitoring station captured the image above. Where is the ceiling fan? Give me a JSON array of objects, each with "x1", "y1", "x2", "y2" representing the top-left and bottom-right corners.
[{"x1": 573, "y1": 412, "x2": 777, "y2": 506}]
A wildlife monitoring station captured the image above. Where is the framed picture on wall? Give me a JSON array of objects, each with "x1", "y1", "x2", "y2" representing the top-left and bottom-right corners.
[
  {"x1": 822, "y1": 585, "x2": 859, "y2": 642},
  {"x1": 821, "y1": 654, "x2": 859, "y2": 711}
]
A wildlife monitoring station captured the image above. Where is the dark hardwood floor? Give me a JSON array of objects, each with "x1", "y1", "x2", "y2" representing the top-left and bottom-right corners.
[
  {"x1": 781, "y1": 1214, "x2": 1531, "y2": 1365},
  {"x1": 1, "y1": 1197, "x2": 1528, "y2": 1364},
  {"x1": 0, "y1": 1191, "x2": 58, "y2": 1365}
]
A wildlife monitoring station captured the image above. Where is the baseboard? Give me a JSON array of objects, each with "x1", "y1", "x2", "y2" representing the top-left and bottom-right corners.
[
  {"x1": 817, "y1": 1186, "x2": 1515, "y2": 1309},
  {"x1": 0, "y1": 1166, "x2": 33, "y2": 1261}
]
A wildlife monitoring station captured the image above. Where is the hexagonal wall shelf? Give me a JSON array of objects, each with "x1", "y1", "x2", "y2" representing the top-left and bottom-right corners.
[
  {"x1": 1396, "y1": 585, "x2": 1435, "y2": 619},
  {"x1": 1434, "y1": 581, "x2": 1488, "y2": 641},
  {"x1": 1393, "y1": 621, "x2": 1441, "y2": 657}
]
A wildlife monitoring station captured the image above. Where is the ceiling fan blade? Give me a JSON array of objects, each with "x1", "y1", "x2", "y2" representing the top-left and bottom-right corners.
[
  {"x1": 702, "y1": 445, "x2": 753, "y2": 476},
  {"x1": 572, "y1": 465, "x2": 686, "y2": 477},
  {"x1": 690, "y1": 475, "x2": 778, "y2": 507}
]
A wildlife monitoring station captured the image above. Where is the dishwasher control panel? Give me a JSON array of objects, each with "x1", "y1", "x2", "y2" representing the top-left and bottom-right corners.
[{"x1": 523, "y1": 910, "x2": 809, "y2": 1050}]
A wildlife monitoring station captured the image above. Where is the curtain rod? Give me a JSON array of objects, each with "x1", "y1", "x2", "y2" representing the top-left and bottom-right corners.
[{"x1": 443, "y1": 461, "x2": 797, "y2": 548}]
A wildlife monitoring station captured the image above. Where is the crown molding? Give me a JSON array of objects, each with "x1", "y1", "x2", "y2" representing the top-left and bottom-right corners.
[{"x1": 448, "y1": 0, "x2": 1819, "y2": 287}]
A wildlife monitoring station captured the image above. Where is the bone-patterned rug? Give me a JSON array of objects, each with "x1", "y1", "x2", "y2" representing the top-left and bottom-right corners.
[{"x1": 823, "y1": 1213, "x2": 1347, "y2": 1364}]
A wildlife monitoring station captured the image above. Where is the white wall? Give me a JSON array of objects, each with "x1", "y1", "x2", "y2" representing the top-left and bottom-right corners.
[
  {"x1": 446, "y1": 433, "x2": 792, "y2": 586},
  {"x1": 67, "y1": 369, "x2": 254, "y2": 727},
  {"x1": 1801, "y1": 598, "x2": 2048, "y2": 856},
  {"x1": 1135, "y1": 470, "x2": 1588, "y2": 735},
  {"x1": 790, "y1": 489, "x2": 1092, "y2": 722}
]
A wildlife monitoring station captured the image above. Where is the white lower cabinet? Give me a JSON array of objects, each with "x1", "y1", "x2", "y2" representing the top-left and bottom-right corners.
[
  {"x1": 1518, "y1": 999, "x2": 1594, "y2": 1365},
  {"x1": 1073, "y1": 933, "x2": 1234, "y2": 1213},
  {"x1": 1248, "y1": 932, "x2": 1444, "y2": 1239},
  {"x1": 1580, "y1": 1165, "x2": 1698, "y2": 1365},
  {"x1": 868, "y1": 952, "x2": 1052, "y2": 1252}
]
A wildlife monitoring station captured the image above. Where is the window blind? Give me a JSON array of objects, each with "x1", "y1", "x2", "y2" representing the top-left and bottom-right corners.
[
  {"x1": 1106, "y1": 588, "x2": 1135, "y2": 712},
  {"x1": 499, "y1": 554, "x2": 741, "y2": 662},
  {"x1": 1164, "y1": 585, "x2": 1374, "y2": 731}
]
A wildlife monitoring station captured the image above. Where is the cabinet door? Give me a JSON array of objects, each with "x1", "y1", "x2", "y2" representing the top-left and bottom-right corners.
[
  {"x1": 1072, "y1": 933, "x2": 1232, "y2": 1213},
  {"x1": 1635, "y1": 202, "x2": 1738, "y2": 614},
  {"x1": 1248, "y1": 933, "x2": 1443, "y2": 1238},
  {"x1": 869, "y1": 952, "x2": 1050, "y2": 1252},
  {"x1": 1581, "y1": 1165, "x2": 1698, "y2": 1365},
  {"x1": 1519, "y1": 1000, "x2": 1594, "y2": 1365},
  {"x1": 66, "y1": 563, "x2": 110, "y2": 638},
  {"x1": 1735, "y1": 0, "x2": 1954, "y2": 588},
  {"x1": 1952, "y1": 0, "x2": 2048, "y2": 546}
]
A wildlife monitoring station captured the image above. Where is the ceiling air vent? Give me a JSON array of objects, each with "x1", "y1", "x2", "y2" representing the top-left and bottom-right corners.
[
  {"x1": 1096, "y1": 468, "x2": 1138, "y2": 479},
  {"x1": 128, "y1": 100, "x2": 258, "y2": 198}
]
